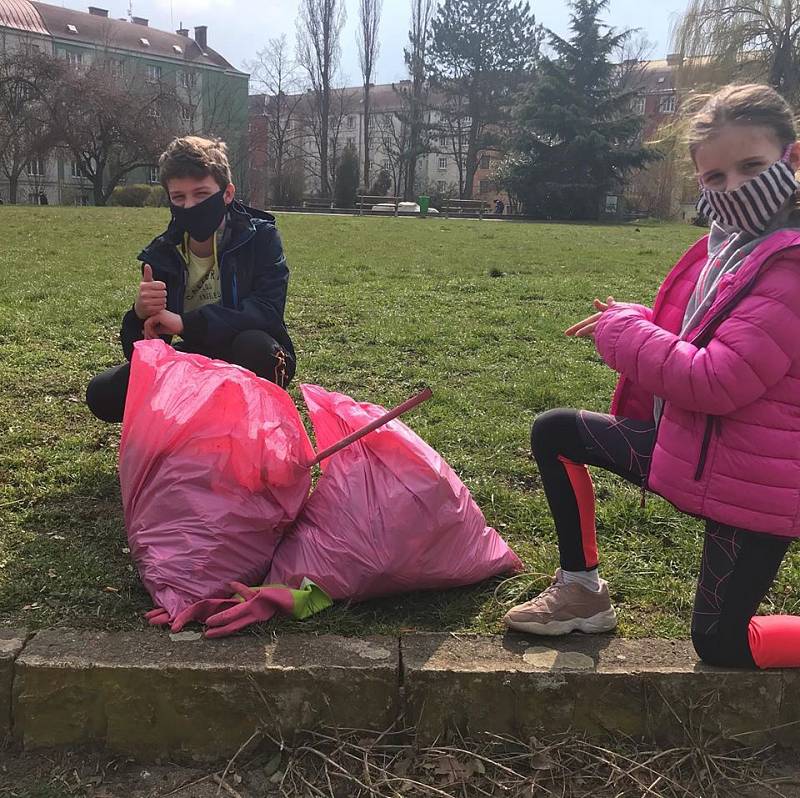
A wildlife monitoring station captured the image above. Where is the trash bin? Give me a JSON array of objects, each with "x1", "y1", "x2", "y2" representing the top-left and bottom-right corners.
[{"x1": 418, "y1": 195, "x2": 430, "y2": 218}]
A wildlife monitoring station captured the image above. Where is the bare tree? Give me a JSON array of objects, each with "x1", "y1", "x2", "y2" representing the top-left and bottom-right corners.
[
  {"x1": 0, "y1": 47, "x2": 62, "y2": 204},
  {"x1": 246, "y1": 36, "x2": 306, "y2": 204},
  {"x1": 296, "y1": 0, "x2": 347, "y2": 196},
  {"x1": 436, "y1": 92, "x2": 471, "y2": 197},
  {"x1": 357, "y1": 0, "x2": 383, "y2": 186},
  {"x1": 374, "y1": 110, "x2": 408, "y2": 195},
  {"x1": 672, "y1": 0, "x2": 800, "y2": 98},
  {"x1": 54, "y1": 56, "x2": 179, "y2": 205},
  {"x1": 397, "y1": 0, "x2": 435, "y2": 199}
]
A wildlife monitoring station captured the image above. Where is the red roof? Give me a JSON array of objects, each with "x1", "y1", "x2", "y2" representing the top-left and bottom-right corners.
[
  {"x1": 0, "y1": 0, "x2": 48, "y2": 35},
  {"x1": 0, "y1": 0, "x2": 245, "y2": 73}
]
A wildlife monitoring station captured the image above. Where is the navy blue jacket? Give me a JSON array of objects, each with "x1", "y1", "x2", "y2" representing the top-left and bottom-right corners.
[{"x1": 120, "y1": 201, "x2": 294, "y2": 362}]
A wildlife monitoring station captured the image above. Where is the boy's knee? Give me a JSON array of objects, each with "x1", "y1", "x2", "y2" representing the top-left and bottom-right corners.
[
  {"x1": 86, "y1": 375, "x2": 122, "y2": 423},
  {"x1": 231, "y1": 330, "x2": 272, "y2": 360},
  {"x1": 230, "y1": 330, "x2": 295, "y2": 385},
  {"x1": 85, "y1": 364, "x2": 129, "y2": 423}
]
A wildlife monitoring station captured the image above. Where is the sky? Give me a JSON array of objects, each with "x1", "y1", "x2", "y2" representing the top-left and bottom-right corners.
[{"x1": 54, "y1": 0, "x2": 687, "y2": 85}]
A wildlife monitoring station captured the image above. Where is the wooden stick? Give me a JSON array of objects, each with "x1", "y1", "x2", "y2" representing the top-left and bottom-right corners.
[{"x1": 308, "y1": 387, "x2": 433, "y2": 467}]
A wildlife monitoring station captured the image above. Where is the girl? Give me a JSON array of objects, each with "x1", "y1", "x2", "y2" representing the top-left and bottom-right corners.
[{"x1": 504, "y1": 84, "x2": 800, "y2": 669}]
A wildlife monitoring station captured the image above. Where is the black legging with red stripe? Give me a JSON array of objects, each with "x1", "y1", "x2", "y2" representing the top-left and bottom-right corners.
[{"x1": 531, "y1": 408, "x2": 797, "y2": 668}]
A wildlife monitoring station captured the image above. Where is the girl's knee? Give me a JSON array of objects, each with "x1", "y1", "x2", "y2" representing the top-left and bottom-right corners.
[
  {"x1": 691, "y1": 628, "x2": 756, "y2": 668},
  {"x1": 531, "y1": 408, "x2": 575, "y2": 457}
]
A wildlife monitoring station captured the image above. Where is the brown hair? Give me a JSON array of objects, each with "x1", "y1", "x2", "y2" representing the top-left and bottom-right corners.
[
  {"x1": 686, "y1": 83, "x2": 797, "y2": 160},
  {"x1": 159, "y1": 136, "x2": 232, "y2": 192}
]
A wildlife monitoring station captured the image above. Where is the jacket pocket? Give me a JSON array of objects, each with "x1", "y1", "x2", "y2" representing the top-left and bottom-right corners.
[{"x1": 694, "y1": 416, "x2": 718, "y2": 481}]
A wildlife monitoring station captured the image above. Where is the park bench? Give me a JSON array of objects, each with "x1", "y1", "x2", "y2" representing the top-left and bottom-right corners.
[
  {"x1": 302, "y1": 196, "x2": 334, "y2": 210},
  {"x1": 357, "y1": 194, "x2": 403, "y2": 216},
  {"x1": 442, "y1": 198, "x2": 489, "y2": 219}
]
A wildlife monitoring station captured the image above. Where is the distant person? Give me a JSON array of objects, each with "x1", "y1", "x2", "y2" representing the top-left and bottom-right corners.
[
  {"x1": 494, "y1": 197, "x2": 505, "y2": 215},
  {"x1": 86, "y1": 135, "x2": 295, "y2": 423},
  {"x1": 504, "y1": 84, "x2": 800, "y2": 671}
]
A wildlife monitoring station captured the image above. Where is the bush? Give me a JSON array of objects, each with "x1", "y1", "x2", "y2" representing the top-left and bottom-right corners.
[
  {"x1": 109, "y1": 184, "x2": 152, "y2": 207},
  {"x1": 334, "y1": 145, "x2": 360, "y2": 208},
  {"x1": 145, "y1": 186, "x2": 168, "y2": 207}
]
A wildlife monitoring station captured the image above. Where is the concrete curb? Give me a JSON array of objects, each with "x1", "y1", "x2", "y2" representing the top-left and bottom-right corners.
[{"x1": 2, "y1": 628, "x2": 798, "y2": 761}]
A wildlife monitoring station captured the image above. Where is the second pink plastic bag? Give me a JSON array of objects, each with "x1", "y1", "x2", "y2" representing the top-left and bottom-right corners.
[
  {"x1": 269, "y1": 384, "x2": 522, "y2": 600},
  {"x1": 119, "y1": 340, "x2": 315, "y2": 620}
]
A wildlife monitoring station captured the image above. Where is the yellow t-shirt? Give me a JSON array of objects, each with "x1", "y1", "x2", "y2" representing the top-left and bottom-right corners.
[{"x1": 181, "y1": 235, "x2": 221, "y2": 313}]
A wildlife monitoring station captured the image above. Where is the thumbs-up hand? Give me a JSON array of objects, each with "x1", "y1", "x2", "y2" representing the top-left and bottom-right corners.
[{"x1": 134, "y1": 263, "x2": 167, "y2": 320}]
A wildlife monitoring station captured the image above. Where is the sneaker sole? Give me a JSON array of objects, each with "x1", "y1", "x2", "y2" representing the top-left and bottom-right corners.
[{"x1": 504, "y1": 608, "x2": 618, "y2": 636}]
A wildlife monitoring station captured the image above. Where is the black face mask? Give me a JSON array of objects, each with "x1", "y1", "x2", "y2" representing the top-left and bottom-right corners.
[{"x1": 170, "y1": 190, "x2": 227, "y2": 242}]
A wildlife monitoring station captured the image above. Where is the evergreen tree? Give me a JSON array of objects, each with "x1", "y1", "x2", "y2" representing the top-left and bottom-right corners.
[
  {"x1": 334, "y1": 144, "x2": 360, "y2": 207},
  {"x1": 428, "y1": 0, "x2": 542, "y2": 198},
  {"x1": 501, "y1": 0, "x2": 658, "y2": 219}
]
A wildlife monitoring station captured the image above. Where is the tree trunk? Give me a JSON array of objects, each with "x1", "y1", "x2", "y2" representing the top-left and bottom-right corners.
[
  {"x1": 8, "y1": 175, "x2": 18, "y2": 204},
  {"x1": 363, "y1": 84, "x2": 371, "y2": 187},
  {"x1": 320, "y1": 87, "x2": 331, "y2": 196},
  {"x1": 93, "y1": 176, "x2": 106, "y2": 206}
]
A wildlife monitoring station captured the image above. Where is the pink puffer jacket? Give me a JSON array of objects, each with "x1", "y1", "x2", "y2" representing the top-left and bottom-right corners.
[{"x1": 595, "y1": 230, "x2": 800, "y2": 537}]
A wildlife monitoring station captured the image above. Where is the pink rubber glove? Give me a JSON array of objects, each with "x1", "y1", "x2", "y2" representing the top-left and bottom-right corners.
[
  {"x1": 203, "y1": 582, "x2": 296, "y2": 638},
  {"x1": 144, "y1": 598, "x2": 241, "y2": 632},
  {"x1": 145, "y1": 607, "x2": 171, "y2": 626}
]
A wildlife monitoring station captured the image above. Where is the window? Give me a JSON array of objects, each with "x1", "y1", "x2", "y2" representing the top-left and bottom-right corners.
[
  {"x1": 462, "y1": 116, "x2": 472, "y2": 127},
  {"x1": 149, "y1": 166, "x2": 159, "y2": 184},
  {"x1": 70, "y1": 160, "x2": 83, "y2": 179},
  {"x1": 26, "y1": 157, "x2": 45, "y2": 176},
  {"x1": 604, "y1": 194, "x2": 619, "y2": 214},
  {"x1": 479, "y1": 155, "x2": 490, "y2": 170},
  {"x1": 109, "y1": 58, "x2": 124, "y2": 79},
  {"x1": 347, "y1": 116, "x2": 355, "y2": 129},
  {"x1": 438, "y1": 157, "x2": 447, "y2": 170},
  {"x1": 181, "y1": 105, "x2": 192, "y2": 121},
  {"x1": 180, "y1": 70, "x2": 196, "y2": 89},
  {"x1": 66, "y1": 24, "x2": 79, "y2": 34},
  {"x1": 479, "y1": 180, "x2": 491, "y2": 194},
  {"x1": 631, "y1": 95, "x2": 646, "y2": 115},
  {"x1": 139, "y1": 37, "x2": 150, "y2": 47},
  {"x1": 146, "y1": 105, "x2": 161, "y2": 119},
  {"x1": 439, "y1": 136, "x2": 448, "y2": 147},
  {"x1": 172, "y1": 45, "x2": 183, "y2": 54},
  {"x1": 146, "y1": 64, "x2": 162, "y2": 83},
  {"x1": 436, "y1": 180, "x2": 446, "y2": 192},
  {"x1": 658, "y1": 93, "x2": 676, "y2": 113},
  {"x1": 65, "y1": 51, "x2": 82, "y2": 69}
]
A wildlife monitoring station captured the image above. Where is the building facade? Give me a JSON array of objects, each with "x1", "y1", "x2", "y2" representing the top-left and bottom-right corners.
[
  {"x1": 248, "y1": 82, "x2": 498, "y2": 209},
  {"x1": 0, "y1": 0, "x2": 248, "y2": 204}
]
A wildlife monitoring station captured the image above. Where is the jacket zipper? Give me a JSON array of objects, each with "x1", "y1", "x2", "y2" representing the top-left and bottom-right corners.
[
  {"x1": 218, "y1": 231, "x2": 253, "y2": 307},
  {"x1": 694, "y1": 416, "x2": 715, "y2": 480}
]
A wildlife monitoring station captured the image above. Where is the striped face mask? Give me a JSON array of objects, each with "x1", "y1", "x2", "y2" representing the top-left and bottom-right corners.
[{"x1": 696, "y1": 151, "x2": 799, "y2": 235}]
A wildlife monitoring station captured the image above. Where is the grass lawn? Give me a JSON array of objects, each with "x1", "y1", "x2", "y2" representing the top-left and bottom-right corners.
[{"x1": 2, "y1": 207, "x2": 799, "y2": 638}]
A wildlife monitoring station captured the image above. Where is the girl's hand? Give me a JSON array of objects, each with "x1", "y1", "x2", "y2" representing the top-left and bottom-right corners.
[{"x1": 565, "y1": 297, "x2": 615, "y2": 338}]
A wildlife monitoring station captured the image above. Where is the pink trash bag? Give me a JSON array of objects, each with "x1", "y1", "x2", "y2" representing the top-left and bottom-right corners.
[
  {"x1": 119, "y1": 340, "x2": 315, "y2": 620},
  {"x1": 268, "y1": 384, "x2": 522, "y2": 601}
]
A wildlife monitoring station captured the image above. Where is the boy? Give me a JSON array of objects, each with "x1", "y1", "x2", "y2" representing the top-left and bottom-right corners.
[{"x1": 86, "y1": 136, "x2": 295, "y2": 422}]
